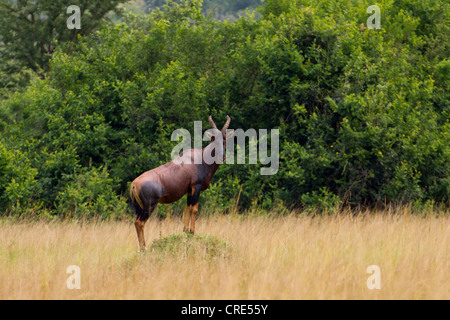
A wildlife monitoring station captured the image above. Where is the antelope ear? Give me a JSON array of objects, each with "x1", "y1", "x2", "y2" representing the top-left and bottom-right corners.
[
  {"x1": 226, "y1": 129, "x2": 236, "y2": 139},
  {"x1": 204, "y1": 130, "x2": 215, "y2": 141}
]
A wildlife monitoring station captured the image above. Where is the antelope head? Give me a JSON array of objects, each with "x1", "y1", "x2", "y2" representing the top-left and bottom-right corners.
[{"x1": 204, "y1": 115, "x2": 235, "y2": 163}]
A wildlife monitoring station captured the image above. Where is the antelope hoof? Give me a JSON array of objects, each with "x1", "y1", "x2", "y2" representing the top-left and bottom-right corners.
[{"x1": 189, "y1": 230, "x2": 195, "y2": 235}]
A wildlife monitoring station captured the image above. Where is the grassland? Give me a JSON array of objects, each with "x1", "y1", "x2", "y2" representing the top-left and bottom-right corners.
[{"x1": 0, "y1": 209, "x2": 448, "y2": 300}]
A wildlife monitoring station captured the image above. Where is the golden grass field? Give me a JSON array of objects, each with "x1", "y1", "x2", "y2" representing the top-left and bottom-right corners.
[{"x1": 0, "y1": 209, "x2": 449, "y2": 300}]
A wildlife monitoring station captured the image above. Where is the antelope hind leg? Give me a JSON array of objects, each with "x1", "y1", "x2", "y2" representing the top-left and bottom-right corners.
[
  {"x1": 134, "y1": 217, "x2": 148, "y2": 252},
  {"x1": 189, "y1": 203, "x2": 198, "y2": 235},
  {"x1": 182, "y1": 205, "x2": 191, "y2": 233}
]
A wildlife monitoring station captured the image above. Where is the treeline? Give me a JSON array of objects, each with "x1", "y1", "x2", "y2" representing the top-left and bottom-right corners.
[
  {"x1": 141, "y1": 0, "x2": 262, "y2": 19},
  {"x1": 0, "y1": 0, "x2": 448, "y2": 217}
]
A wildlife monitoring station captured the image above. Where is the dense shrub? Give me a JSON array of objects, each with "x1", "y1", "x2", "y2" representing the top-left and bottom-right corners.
[
  {"x1": 55, "y1": 166, "x2": 127, "y2": 218},
  {"x1": 0, "y1": 141, "x2": 38, "y2": 211},
  {"x1": 0, "y1": 0, "x2": 448, "y2": 216}
]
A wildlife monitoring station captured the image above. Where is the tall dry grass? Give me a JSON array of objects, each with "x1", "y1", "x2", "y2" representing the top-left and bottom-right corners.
[{"x1": 0, "y1": 209, "x2": 449, "y2": 299}]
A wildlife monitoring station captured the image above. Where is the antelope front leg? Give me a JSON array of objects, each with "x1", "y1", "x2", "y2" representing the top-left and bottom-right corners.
[{"x1": 182, "y1": 205, "x2": 191, "y2": 233}]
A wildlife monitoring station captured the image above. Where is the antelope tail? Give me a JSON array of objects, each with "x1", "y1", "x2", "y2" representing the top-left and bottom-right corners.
[{"x1": 130, "y1": 182, "x2": 144, "y2": 210}]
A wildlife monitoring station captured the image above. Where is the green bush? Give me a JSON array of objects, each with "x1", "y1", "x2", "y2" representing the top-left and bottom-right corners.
[
  {"x1": 0, "y1": 0, "x2": 448, "y2": 217},
  {"x1": 55, "y1": 166, "x2": 127, "y2": 218},
  {"x1": 0, "y1": 141, "x2": 38, "y2": 211},
  {"x1": 301, "y1": 187, "x2": 342, "y2": 214}
]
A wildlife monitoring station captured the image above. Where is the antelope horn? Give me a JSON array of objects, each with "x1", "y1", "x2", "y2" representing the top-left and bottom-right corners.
[
  {"x1": 208, "y1": 116, "x2": 218, "y2": 129},
  {"x1": 222, "y1": 115, "x2": 231, "y2": 134}
]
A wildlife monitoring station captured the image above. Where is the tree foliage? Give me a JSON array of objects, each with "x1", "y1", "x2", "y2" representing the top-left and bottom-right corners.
[
  {"x1": 142, "y1": 0, "x2": 262, "y2": 19},
  {"x1": 0, "y1": 0, "x2": 126, "y2": 95},
  {"x1": 0, "y1": 0, "x2": 448, "y2": 217}
]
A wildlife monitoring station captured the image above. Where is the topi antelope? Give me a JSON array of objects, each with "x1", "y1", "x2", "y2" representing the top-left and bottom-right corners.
[{"x1": 130, "y1": 116, "x2": 234, "y2": 251}]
